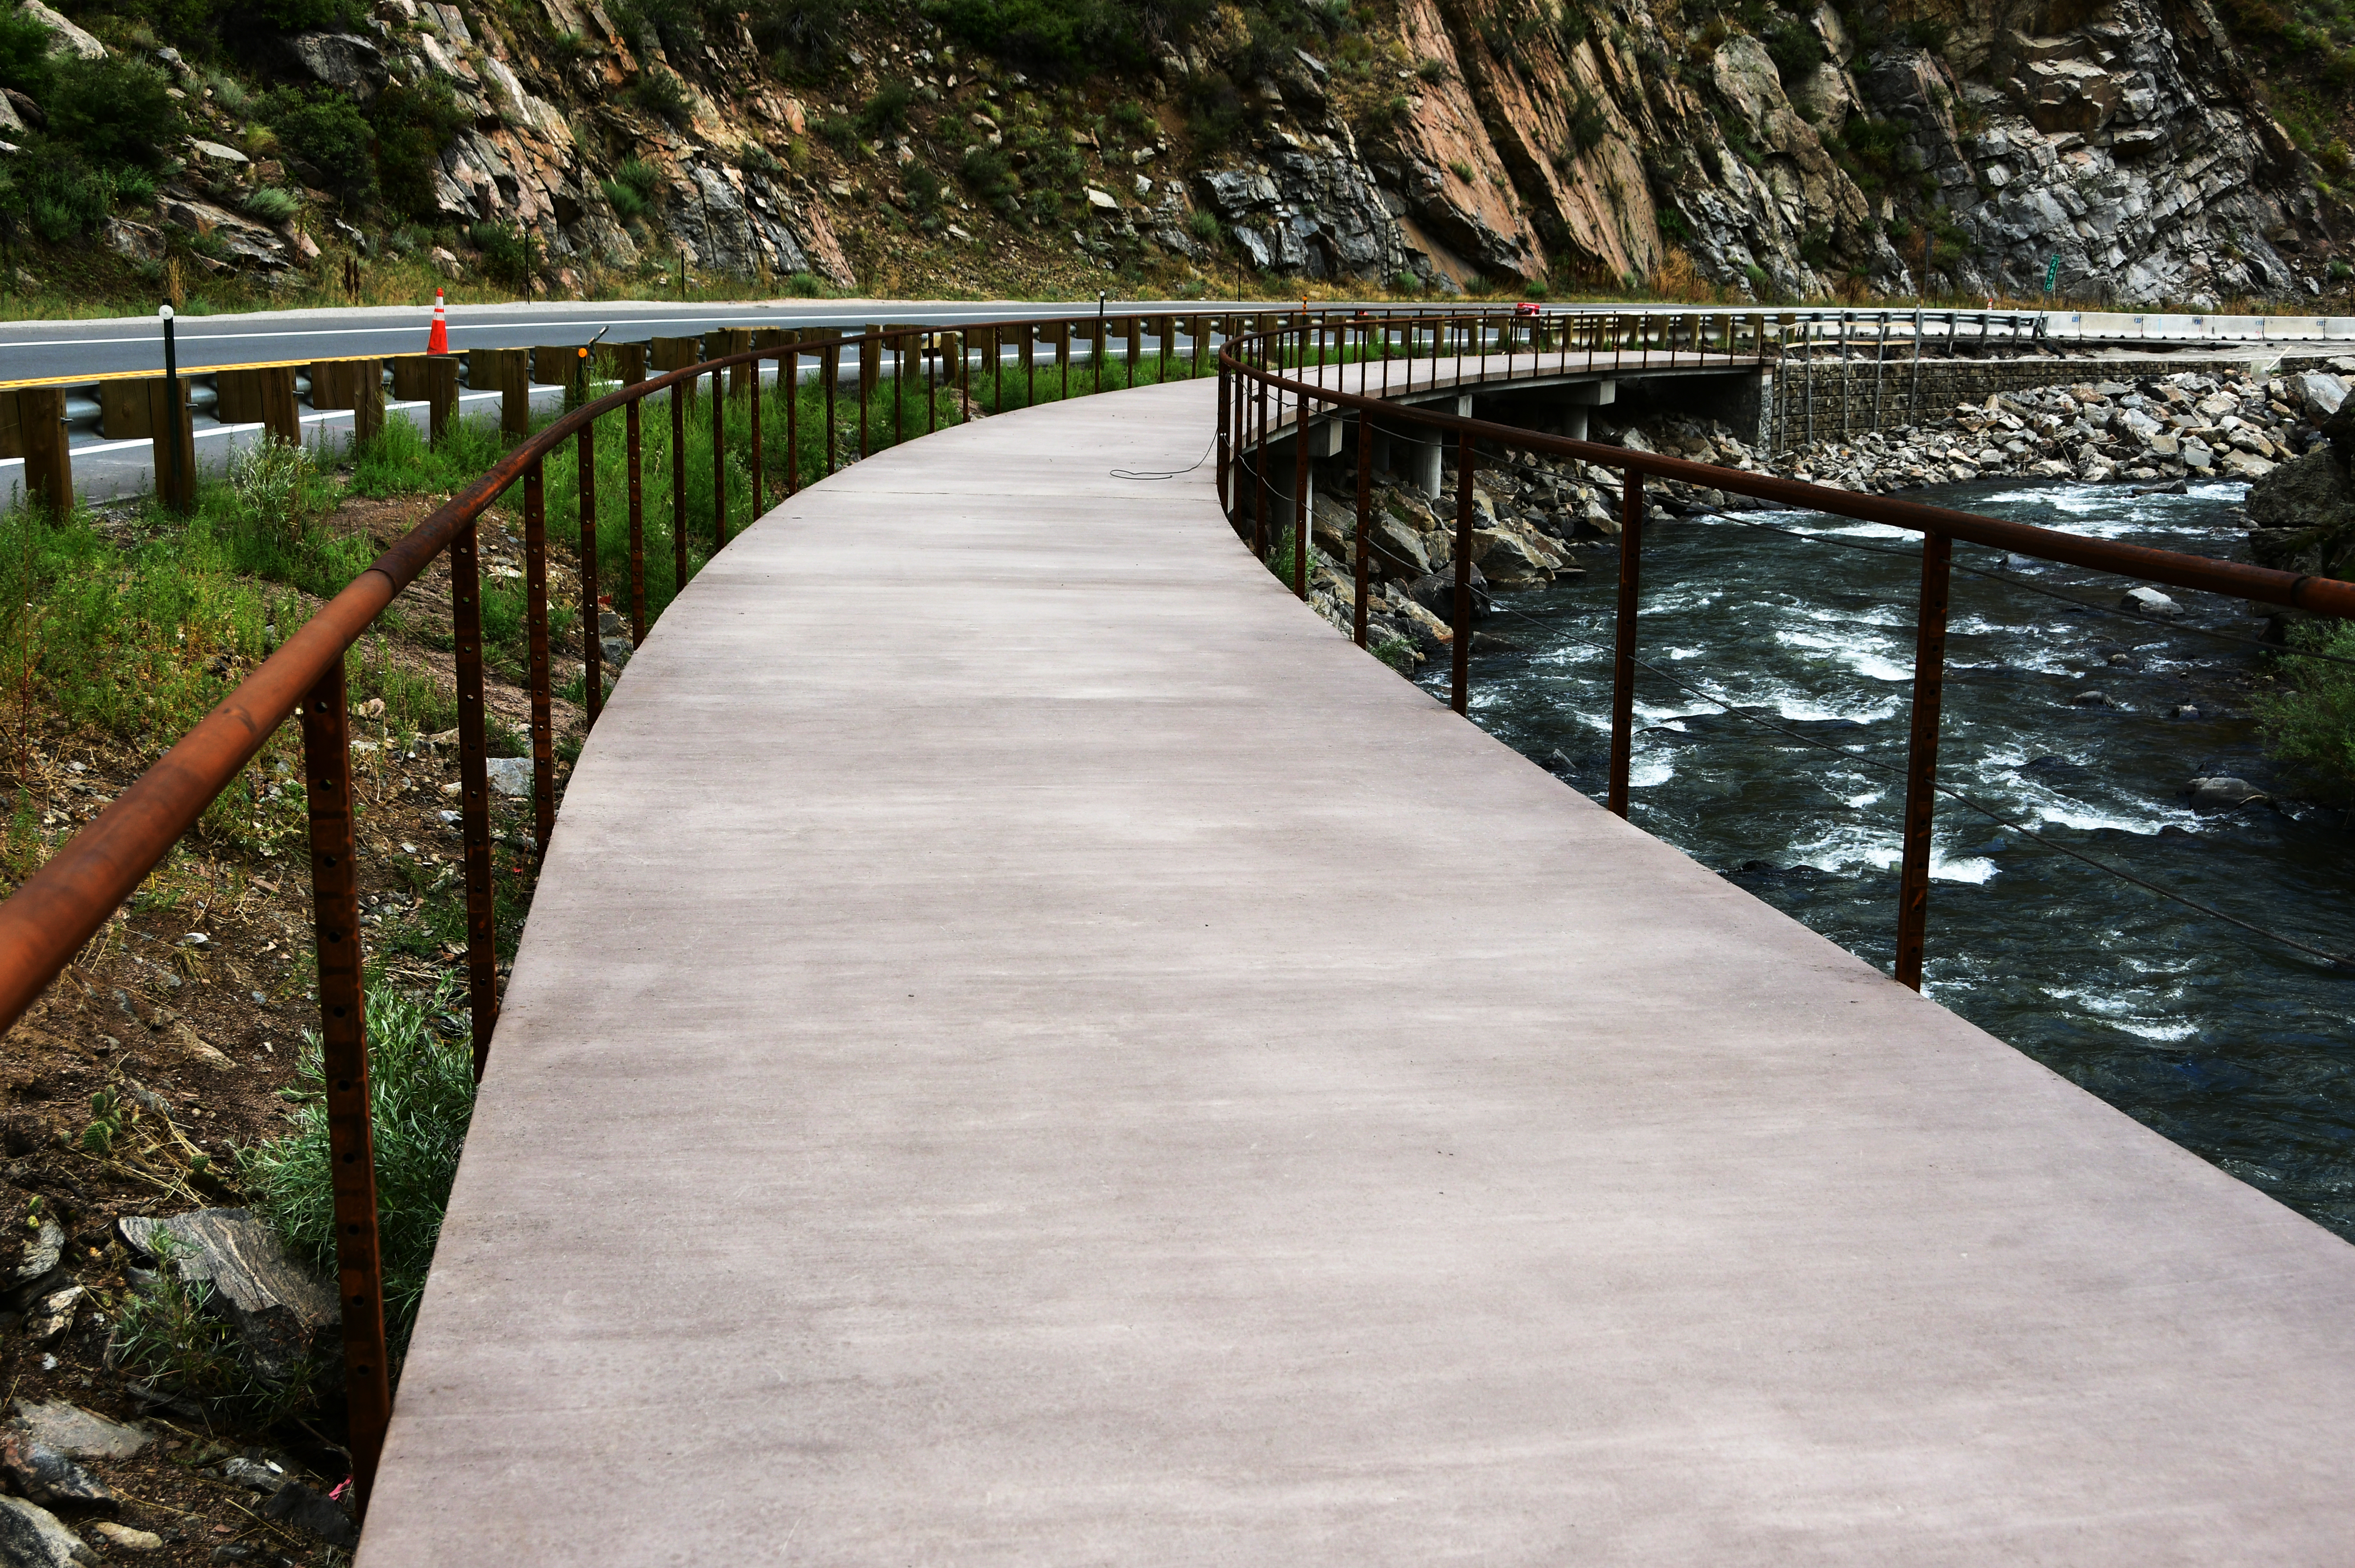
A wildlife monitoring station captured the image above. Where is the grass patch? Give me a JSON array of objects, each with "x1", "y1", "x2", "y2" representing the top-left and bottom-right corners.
[
  {"x1": 2259, "y1": 618, "x2": 2355, "y2": 802},
  {"x1": 238, "y1": 977, "x2": 476, "y2": 1356}
]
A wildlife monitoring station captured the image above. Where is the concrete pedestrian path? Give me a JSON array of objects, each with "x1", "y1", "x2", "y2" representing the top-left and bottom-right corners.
[{"x1": 359, "y1": 373, "x2": 2355, "y2": 1564}]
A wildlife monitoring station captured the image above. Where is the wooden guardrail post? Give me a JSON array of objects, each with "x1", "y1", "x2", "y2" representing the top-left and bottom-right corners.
[
  {"x1": 723, "y1": 328, "x2": 756, "y2": 400},
  {"x1": 219, "y1": 367, "x2": 303, "y2": 447},
  {"x1": 145, "y1": 377, "x2": 196, "y2": 510},
  {"x1": 650, "y1": 336, "x2": 700, "y2": 415},
  {"x1": 4, "y1": 388, "x2": 71, "y2": 513},
  {"x1": 424, "y1": 356, "x2": 459, "y2": 443},
  {"x1": 311, "y1": 359, "x2": 384, "y2": 446},
  {"x1": 464, "y1": 349, "x2": 531, "y2": 440}
]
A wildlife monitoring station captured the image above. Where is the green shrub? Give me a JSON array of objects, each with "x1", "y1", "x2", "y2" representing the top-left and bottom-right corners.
[
  {"x1": 1763, "y1": 18, "x2": 1825, "y2": 82},
  {"x1": 265, "y1": 88, "x2": 378, "y2": 205},
  {"x1": 470, "y1": 218, "x2": 530, "y2": 286},
  {"x1": 244, "y1": 185, "x2": 301, "y2": 222},
  {"x1": 0, "y1": 145, "x2": 112, "y2": 242},
  {"x1": 752, "y1": 0, "x2": 854, "y2": 78},
  {"x1": 0, "y1": 7, "x2": 52, "y2": 95},
  {"x1": 631, "y1": 67, "x2": 694, "y2": 125},
  {"x1": 615, "y1": 0, "x2": 702, "y2": 56},
  {"x1": 1895, "y1": 16, "x2": 1949, "y2": 50},
  {"x1": 904, "y1": 160, "x2": 943, "y2": 218},
  {"x1": 1187, "y1": 206, "x2": 1220, "y2": 242},
  {"x1": 602, "y1": 177, "x2": 647, "y2": 221},
  {"x1": 1566, "y1": 87, "x2": 1607, "y2": 152},
  {"x1": 615, "y1": 156, "x2": 661, "y2": 202},
  {"x1": 814, "y1": 112, "x2": 860, "y2": 154},
  {"x1": 370, "y1": 77, "x2": 472, "y2": 221},
  {"x1": 48, "y1": 56, "x2": 186, "y2": 168},
  {"x1": 1181, "y1": 69, "x2": 1249, "y2": 153},
  {"x1": 960, "y1": 143, "x2": 1016, "y2": 207},
  {"x1": 239, "y1": 978, "x2": 477, "y2": 1351},
  {"x1": 2258, "y1": 619, "x2": 2355, "y2": 801},
  {"x1": 923, "y1": 0, "x2": 1160, "y2": 77},
  {"x1": 855, "y1": 79, "x2": 913, "y2": 138}
]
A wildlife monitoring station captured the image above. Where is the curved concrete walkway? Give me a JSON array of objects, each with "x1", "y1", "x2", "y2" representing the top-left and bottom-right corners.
[{"x1": 360, "y1": 374, "x2": 2355, "y2": 1564}]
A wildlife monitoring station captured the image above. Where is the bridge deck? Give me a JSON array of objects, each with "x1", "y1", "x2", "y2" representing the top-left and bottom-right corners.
[{"x1": 360, "y1": 374, "x2": 2355, "y2": 1564}]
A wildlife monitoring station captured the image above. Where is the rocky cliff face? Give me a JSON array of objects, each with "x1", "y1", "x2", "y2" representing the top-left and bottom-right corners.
[{"x1": 57, "y1": 0, "x2": 2349, "y2": 306}]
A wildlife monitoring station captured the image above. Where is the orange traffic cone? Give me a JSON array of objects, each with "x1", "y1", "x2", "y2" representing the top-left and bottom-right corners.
[{"x1": 427, "y1": 288, "x2": 449, "y2": 355}]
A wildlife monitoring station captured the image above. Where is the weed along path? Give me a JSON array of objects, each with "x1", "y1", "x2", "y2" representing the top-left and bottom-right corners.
[{"x1": 361, "y1": 376, "x2": 2355, "y2": 1564}]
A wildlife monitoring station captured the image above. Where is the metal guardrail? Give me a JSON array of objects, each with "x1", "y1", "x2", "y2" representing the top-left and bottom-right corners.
[
  {"x1": 1216, "y1": 313, "x2": 2355, "y2": 997},
  {"x1": 0, "y1": 299, "x2": 2344, "y2": 1520}
]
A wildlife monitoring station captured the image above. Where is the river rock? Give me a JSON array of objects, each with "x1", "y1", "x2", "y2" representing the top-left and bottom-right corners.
[
  {"x1": 484, "y1": 756, "x2": 533, "y2": 797},
  {"x1": 2288, "y1": 372, "x2": 2347, "y2": 424},
  {"x1": 0, "y1": 1497, "x2": 87, "y2": 1568},
  {"x1": 11, "y1": 1401, "x2": 153, "y2": 1460},
  {"x1": 0, "y1": 1427, "x2": 119, "y2": 1509},
  {"x1": 115, "y1": 1211, "x2": 335, "y2": 1386},
  {"x1": 11, "y1": 1221, "x2": 62, "y2": 1293},
  {"x1": 89, "y1": 1523, "x2": 163, "y2": 1551},
  {"x1": 2120, "y1": 586, "x2": 2181, "y2": 619},
  {"x1": 2186, "y1": 776, "x2": 2267, "y2": 808},
  {"x1": 261, "y1": 1481, "x2": 357, "y2": 1549},
  {"x1": 24, "y1": 1284, "x2": 81, "y2": 1344}
]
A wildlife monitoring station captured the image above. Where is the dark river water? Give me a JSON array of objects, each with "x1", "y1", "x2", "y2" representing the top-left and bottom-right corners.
[{"x1": 1425, "y1": 479, "x2": 2355, "y2": 1241}]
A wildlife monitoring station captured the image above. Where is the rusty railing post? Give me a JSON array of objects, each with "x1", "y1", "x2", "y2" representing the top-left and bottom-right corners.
[
  {"x1": 824, "y1": 341, "x2": 839, "y2": 476},
  {"x1": 749, "y1": 348, "x2": 765, "y2": 520},
  {"x1": 1216, "y1": 355, "x2": 1231, "y2": 512},
  {"x1": 1608, "y1": 465, "x2": 1643, "y2": 816},
  {"x1": 859, "y1": 329, "x2": 873, "y2": 459},
  {"x1": 297, "y1": 660, "x2": 392, "y2": 1517},
  {"x1": 1253, "y1": 357, "x2": 1271, "y2": 560},
  {"x1": 670, "y1": 376, "x2": 688, "y2": 595},
  {"x1": 786, "y1": 345, "x2": 800, "y2": 497},
  {"x1": 625, "y1": 398, "x2": 645, "y2": 646},
  {"x1": 522, "y1": 460, "x2": 555, "y2": 859},
  {"x1": 1895, "y1": 530, "x2": 1953, "y2": 990},
  {"x1": 578, "y1": 421, "x2": 601, "y2": 727},
  {"x1": 1292, "y1": 391, "x2": 1310, "y2": 600},
  {"x1": 711, "y1": 366, "x2": 728, "y2": 551},
  {"x1": 448, "y1": 523, "x2": 498, "y2": 1069},
  {"x1": 1451, "y1": 430, "x2": 1475, "y2": 715},
  {"x1": 1354, "y1": 410, "x2": 1371, "y2": 647}
]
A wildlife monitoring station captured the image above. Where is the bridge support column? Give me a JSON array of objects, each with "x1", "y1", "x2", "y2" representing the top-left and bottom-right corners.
[{"x1": 1408, "y1": 437, "x2": 1441, "y2": 498}]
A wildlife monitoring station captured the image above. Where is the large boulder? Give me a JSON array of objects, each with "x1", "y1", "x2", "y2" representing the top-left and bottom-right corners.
[
  {"x1": 16, "y1": 1, "x2": 104, "y2": 59},
  {"x1": 2244, "y1": 408, "x2": 2355, "y2": 605},
  {"x1": 285, "y1": 32, "x2": 386, "y2": 99},
  {"x1": 117, "y1": 1210, "x2": 336, "y2": 1386}
]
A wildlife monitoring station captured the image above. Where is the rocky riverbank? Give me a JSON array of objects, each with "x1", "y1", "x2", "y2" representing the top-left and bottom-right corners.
[{"x1": 1282, "y1": 357, "x2": 2354, "y2": 662}]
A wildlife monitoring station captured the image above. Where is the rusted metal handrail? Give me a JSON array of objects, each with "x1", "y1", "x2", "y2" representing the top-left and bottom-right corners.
[{"x1": 1219, "y1": 316, "x2": 2355, "y2": 995}]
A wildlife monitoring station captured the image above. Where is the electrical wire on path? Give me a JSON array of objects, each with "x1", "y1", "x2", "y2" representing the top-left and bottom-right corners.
[
  {"x1": 1478, "y1": 598, "x2": 2355, "y2": 971},
  {"x1": 1111, "y1": 432, "x2": 1219, "y2": 482},
  {"x1": 1702, "y1": 508, "x2": 2355, "y2": 670}
]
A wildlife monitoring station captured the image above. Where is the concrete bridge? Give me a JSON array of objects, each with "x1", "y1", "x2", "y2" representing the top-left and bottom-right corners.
[{"x1": 337, "y1": 361, "x2": 2355, "y2": 1563}]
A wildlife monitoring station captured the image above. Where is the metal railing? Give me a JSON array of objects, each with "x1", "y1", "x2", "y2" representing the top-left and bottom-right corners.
[
  {"x1": 0, "y1": 297, "x2": 2342, "y2": 1519},
  {"x1": 1216, "y1": 313, "x2": 2355, "y2": 990}
]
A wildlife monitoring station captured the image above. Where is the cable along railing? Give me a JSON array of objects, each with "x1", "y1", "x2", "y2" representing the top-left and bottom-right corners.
[
  {"x1": 0, "y1": 300, "x2": 2336, "y2": 1526},
  {"x1": 1214, "y1": 313, "x2": 2355, "y2": 981}
]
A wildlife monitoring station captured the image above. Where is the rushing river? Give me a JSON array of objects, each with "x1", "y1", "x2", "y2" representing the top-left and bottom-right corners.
[{"x1": 1425, "y1": 478, "x2": 2355, "y2": 1240}]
